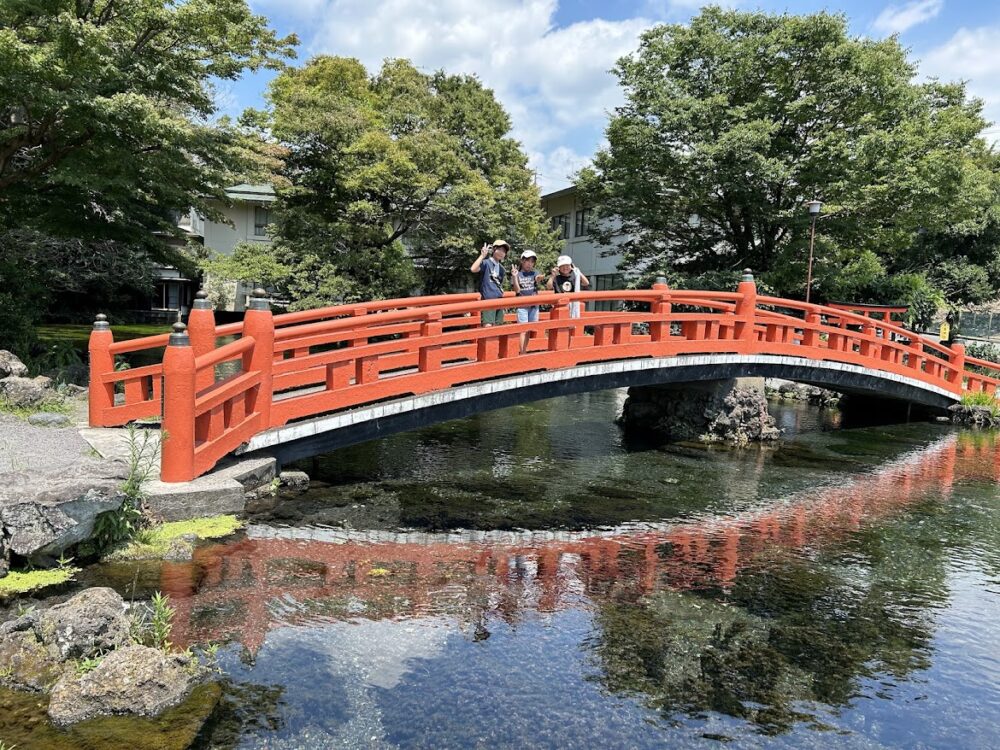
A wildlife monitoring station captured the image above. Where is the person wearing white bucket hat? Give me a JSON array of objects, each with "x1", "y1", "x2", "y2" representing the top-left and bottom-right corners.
[
  {"x1": 547, "y1": 254, "x2": 590, "y2": 318},
  {"x1": 512, "y1": 249, "x2": 542, "y2": 352}
]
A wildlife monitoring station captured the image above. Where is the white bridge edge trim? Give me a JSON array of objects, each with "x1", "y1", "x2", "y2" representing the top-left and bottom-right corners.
[{"x1": 242, "y1": 353, "x2": 958, "y2": 453}]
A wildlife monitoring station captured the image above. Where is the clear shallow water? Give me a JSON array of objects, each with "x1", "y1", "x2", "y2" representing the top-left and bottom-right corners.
[{"x1": 8, "y1": 392, "x2": 1000, "y2": 749}]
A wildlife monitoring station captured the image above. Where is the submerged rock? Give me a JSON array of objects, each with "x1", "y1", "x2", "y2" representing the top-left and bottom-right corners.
[
  {"x1": 38, "y1": 587, "x2": 131, "y2": 660},
  {"x1": 47, "y1": 645, "x2": 206, "y2": 726}
]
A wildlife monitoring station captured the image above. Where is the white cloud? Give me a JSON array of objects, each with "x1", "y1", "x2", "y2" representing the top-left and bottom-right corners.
[
  {"x1": 255, "y1": 0, "x2": 651, "y2": 192},
  {"x1": 921, "y1": 25, "x2": 1000, "y2": 136},
  {"x1": 528, "y1": 145, "x2": 594, "y2": 193},
  {"x1": 872, "y1": 0, "x2": 943, "y2": 35}
]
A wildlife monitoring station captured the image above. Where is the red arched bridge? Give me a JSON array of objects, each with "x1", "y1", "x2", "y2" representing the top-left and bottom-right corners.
[{"x1": 87, "y1": 272, "x2": 1000, "y2": 483}]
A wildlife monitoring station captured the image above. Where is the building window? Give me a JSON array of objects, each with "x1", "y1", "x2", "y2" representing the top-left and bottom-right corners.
[
  {"x1": 574, "y1": 208, "x2": 592, "y2": 237},
  {"x1": 590, "y1": 273, "x2": 626, "y2": 312},
  {"x1": 254, "y1": 206, "x2": 271, "y2": 237},
  {"x1": 551, "y1": 213, "x2": 570, "y2": 240}
]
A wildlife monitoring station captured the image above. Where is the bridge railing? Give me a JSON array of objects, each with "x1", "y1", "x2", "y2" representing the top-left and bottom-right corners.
[{"x1": 88, "y1": 271, "x2": 1000, "y2": 482}]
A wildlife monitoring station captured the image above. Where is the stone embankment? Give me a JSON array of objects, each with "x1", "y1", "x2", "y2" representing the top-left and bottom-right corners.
[
  {"x1": 765, "y1": 379, "x2": 842, "y2": 407},
  {"x1": 619, "y1": 377, "x2": 780, "y2": 446},
  {"x1": 949, "y1": 404, "x2": 1000, "y2": 428},
  {"x1": 0, "y1": 587, "x2": 210, "y2": 725}
]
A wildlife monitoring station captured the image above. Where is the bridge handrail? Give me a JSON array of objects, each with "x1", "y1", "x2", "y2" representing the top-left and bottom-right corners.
[{"x1": 89, "y1": 273, "x2": 1000, "y2": 482}]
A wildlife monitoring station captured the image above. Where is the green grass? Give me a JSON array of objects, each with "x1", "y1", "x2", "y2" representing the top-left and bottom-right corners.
[
  {"x1": 0, "y1": 567, "x2": 79, "y2": 598},
  {"x1": 103, "y1": 515, "x2": 243, "y2": 561},
  {"x1": 37, "y1": 322, "x2": 170, "y2": 349},
  {"x1": 960, "y1": 390, "x2": 1000, "y2": 417},
  {"x1": 0, "y1": 394, "x2": 73, "y2": 420}
]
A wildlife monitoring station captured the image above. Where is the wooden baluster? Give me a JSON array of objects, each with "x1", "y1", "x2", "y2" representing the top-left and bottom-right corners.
[
  {"x1": 548, "y1": 298, "x2": 571, "y2": 351},
  {"x1": 242, "y1": 289, "x2": 274, "y2": 427},
  {"x1": 949, "y1": 342, "x2": 966, "y2": 393},
  {"x1": 161, "y1": 323, "x2": 196, "y2": 483},
  {"x1": 650, "y1": 278, "x2": 671, "y2": 343},
  {"x1": 88, "y1": 314, "x2": 115, "y2": 426},
  {"x1": 188, "y1": 289, "x2": 216, "y2": 391},
  {"x1": 418, "y1": 311, "x2": 443, "y2": 372},
  {"x1": 734, "y1": 270, "x2": 757, "y2": 354}
]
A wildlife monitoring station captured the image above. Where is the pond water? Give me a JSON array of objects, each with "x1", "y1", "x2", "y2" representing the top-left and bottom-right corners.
[{"x1": 6, "y1": 392, "x2": 1000, "y2": 749}]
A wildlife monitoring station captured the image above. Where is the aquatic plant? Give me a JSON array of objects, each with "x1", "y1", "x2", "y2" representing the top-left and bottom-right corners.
[
  {"x1": 0, "y1": 567, "x2": 78, "y2": 598},
  {"x1": 150, "y1": 591, "x2": 175, "y2": 651},
  {"x1": 103, "y1": 514, "x2": 243, "y2": 561}
]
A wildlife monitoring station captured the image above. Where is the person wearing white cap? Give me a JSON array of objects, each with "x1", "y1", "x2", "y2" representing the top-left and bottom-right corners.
[
  {"x1": 512, "y1": 249, "x2": 541, "y2": 352},
  {"x1": 547, "y1": 254, "x2": 590, "y2": 318}
]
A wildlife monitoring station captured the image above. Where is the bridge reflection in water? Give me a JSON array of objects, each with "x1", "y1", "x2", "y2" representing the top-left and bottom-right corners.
[{"x1": 159, "y1": 429, "x2": 995, "y2": 659}]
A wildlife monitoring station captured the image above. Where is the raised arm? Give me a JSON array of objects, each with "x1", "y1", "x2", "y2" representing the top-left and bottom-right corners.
[
  {"x1": 546, "y1": 267, "x2": 557, "y2": 291},
  {"x1": 470, "y1": 243, "x2": 490, "y2": 273},
  {"x1": 512, "y1": 268, "x2": 521, "y2": 293}
]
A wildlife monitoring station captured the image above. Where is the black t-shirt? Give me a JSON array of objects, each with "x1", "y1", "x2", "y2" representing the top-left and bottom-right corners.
[{"x1": 553, "y1": 272, "x2": 576, "y2": 294}]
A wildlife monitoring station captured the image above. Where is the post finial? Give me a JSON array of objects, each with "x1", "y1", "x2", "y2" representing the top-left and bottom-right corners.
[
  {"x1": 169, "y1": 321, "x2": 191, "y2": 346},
  {"x1": 741, "y1": 268, "x2": 754, "y2": 282},
  {"x1": 248, "y1": 287, "x2": 270, "y2": 311},
  {"x1": 192, "y1": 289, "x2": 213, "y2": 310},
  {"x1": 655, "y1": 276, "x2": 668, "y2": 286},
  {"x1": 93, "y1": 313, "x2": 110, "y2": 331}
]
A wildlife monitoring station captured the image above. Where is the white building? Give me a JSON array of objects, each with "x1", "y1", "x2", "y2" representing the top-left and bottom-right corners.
[
  {"x1": 540, "y1": 185, "x2": 631, "y2": 309},
  {"x1": 182, "y1": 183, "x2": 277, "y2": 312}
]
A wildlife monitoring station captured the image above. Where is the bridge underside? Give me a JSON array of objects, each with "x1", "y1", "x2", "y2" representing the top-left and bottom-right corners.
[{"x1": 240, "y1": 354, "x2": 958, "y2": 467}]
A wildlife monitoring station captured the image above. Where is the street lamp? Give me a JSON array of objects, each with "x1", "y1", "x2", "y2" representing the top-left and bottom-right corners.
[{"x1": 805, "y1": 199, "x2": 823, "y2": 304}]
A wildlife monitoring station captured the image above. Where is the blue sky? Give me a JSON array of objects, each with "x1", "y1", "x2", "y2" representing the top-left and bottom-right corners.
[{"x1": 227, "y1": 1, "x2": 1000, "y2": 193}]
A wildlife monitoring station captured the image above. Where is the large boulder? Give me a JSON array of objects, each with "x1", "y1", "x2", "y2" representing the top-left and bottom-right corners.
[
  {"x1": 0, "y1": 458, "x2": 128, "y2": 564},
  {"x1": 0, "y1": 620, "x2": 64, "y2": 692},
  {"x1": 47, "y1": 645, "x2": 205, "y2": 726},
  {"x1": 38, "y1": 587, "x2": 131, "y2": 660},
  {"x1": 620, "y1": 378, "x2": 780, "y2": 446},
  {"x1": 0, "y1": 350, "x2": 28, "y2": 379},
  {"x1": 0, "y1": 375, "x2": 55, "y2": 407}
]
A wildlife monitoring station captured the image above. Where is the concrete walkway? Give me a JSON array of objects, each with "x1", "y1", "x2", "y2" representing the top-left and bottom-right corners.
[{"x1": 0, "y1": 402, "x2": 93, "y2": 474}]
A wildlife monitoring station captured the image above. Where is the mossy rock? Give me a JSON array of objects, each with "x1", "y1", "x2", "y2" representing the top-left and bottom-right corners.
[{"x1": 103, "y1": 516, "x2": 242, "y2": 562}]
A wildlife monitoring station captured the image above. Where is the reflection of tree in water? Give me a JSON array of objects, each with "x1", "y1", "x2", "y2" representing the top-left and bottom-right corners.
[{"x1": 588, "y1": 504, "x2": 950, "y2": 735}]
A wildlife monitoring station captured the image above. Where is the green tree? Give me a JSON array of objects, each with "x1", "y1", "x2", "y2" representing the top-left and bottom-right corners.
[
  {"x1": 0, "y1": 0, "x2": 295, "y2": 240},
  {"x1": 579, "y1": 7, "x2": 999, "y2": 307},
  {"x1": 0, "y1": 0, "x2": 295, "y2": 352},
  {"x1": 260, "y1": 56, "x2": 559, "y2": 308}
]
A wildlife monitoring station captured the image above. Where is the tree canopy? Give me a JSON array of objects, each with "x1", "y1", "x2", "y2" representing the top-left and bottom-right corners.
[
  {"x1": 260, "y1": 56, "x2": 559, "y2": 307},
  {"x1": 0, "y1": 0, "x2": 295, "y2": 242},
  {"x1": 579, "y1": 7, "x2": 1000, "y2": 311}
]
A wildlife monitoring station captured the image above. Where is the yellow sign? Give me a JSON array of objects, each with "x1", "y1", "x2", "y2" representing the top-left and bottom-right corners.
[{"x1": 939, "y1": 321, "x2": 950, "y2": 341}]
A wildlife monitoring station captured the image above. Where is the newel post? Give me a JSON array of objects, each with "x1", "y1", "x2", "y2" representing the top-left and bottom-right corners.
[
  {"x1": 242, "y1": 288, "x2": 274, "y2": 428},
  {"x1": 161, "y1": 322, "x2": 196, "y2": 483},
  {"x1": 734, "y1": 269, "x2": 757, "y2": 352},
  {"x1": 88, "y1": 314, "x2": 114, "y2": 426},
  {"x1": 419, "y1": 310, "x2": 443, "y2": 372},
  {"x1": 188, "y1": 290, "x2": 216, "y2": 392},
  {"x1": 548, "y1": 297, "x2": 571, "y2": 351},
  {"x1": 650, "y1": 276, "x2": 671, "y2": 343},
  {"x1": 949, "y1": 342, "x2": 966, "y2": 393}
]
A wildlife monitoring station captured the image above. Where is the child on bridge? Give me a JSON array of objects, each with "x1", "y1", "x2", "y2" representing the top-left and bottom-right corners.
[
  {"x1": 512, "y1": 250, "x2": 541, "y2": 353},
  {"x1": 470, "y1": 240, "x2": 510, "y2": 327}
]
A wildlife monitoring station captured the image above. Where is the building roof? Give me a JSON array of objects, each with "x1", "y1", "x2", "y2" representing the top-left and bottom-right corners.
[
  {"x1": 540, "y1": 185, "x2": 577, "y2": 202},
  {"x1": 224, "y1": 184, "x2": 277, "y2": 203}
]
